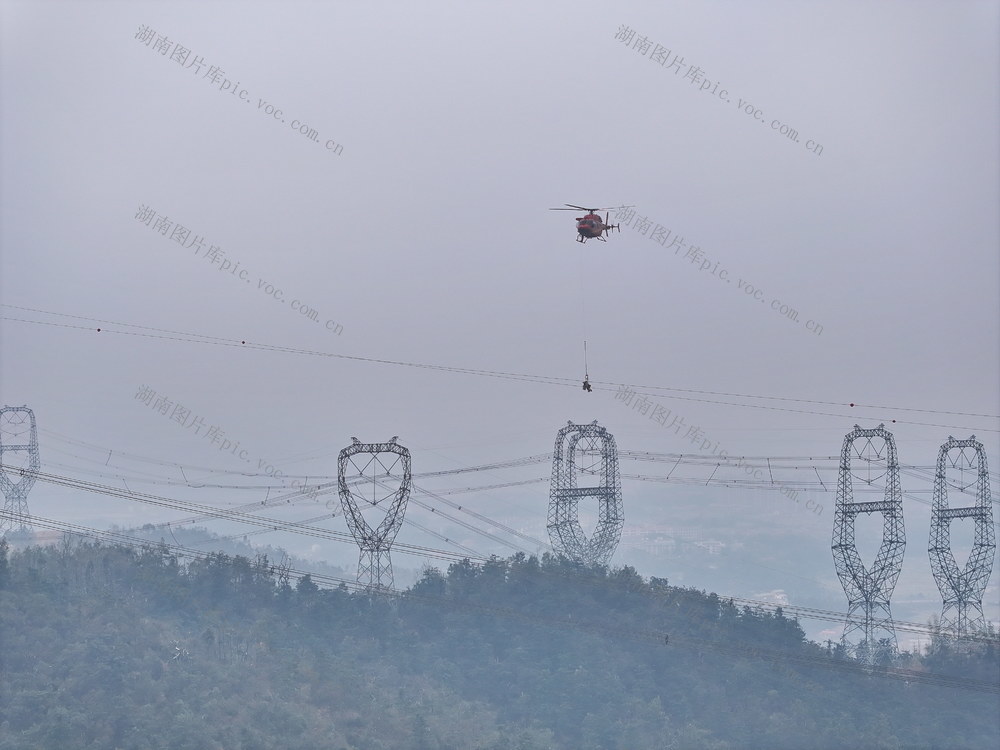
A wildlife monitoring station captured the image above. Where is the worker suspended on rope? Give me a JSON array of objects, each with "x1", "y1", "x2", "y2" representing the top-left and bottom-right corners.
[{"x1": 582, "y1": 341, "x2": 592, "y2": 392}]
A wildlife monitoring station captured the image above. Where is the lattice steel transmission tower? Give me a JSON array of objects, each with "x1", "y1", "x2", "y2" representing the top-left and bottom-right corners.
[
  {"x1": 832, "y1": 424, "x2": 906, "y2": 665},
  {"x1": 0, "y1": 406, "x2": 39, "y2": 536},
  {"x1": 338, "y1": 437, "x2": 411, "y2": 589},
  {"x1": 928, "y1": 436, "x2": 995, "y2": 636},
  {"x1": 548, "y1": 420, "x2": 623, "y2": 567}
]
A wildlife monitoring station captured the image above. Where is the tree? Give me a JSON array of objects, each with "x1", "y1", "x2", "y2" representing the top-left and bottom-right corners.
[
  {"x1": 295, "y1": 573, "x2": 319, "y2": 596},
  {"x1": 0, "y1": 537, "x2": 9, "y2": 589}
]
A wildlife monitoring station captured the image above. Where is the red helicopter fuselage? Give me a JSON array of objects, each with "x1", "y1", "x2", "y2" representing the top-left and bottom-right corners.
[
  {"x1": 550, "y1": 203, "x2": 625, "y2": 243},
  {"x1": 576, "y1": 213, "x2": 608, "y2": 241}
]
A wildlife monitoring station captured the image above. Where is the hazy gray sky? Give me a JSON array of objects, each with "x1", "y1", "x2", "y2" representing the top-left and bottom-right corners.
[{"x1": 2, "y1": 1, "x2": 998, "y2": 640}]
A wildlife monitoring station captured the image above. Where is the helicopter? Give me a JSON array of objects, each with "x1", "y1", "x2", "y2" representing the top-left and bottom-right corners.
[{"x1": 549, "y1": 204, "x2": 630, "y2": 243}]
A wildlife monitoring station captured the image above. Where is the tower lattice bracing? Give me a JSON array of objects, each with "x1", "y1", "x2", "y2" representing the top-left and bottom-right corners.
[
  {"x1": 0, "y1": 406, "x2": 39, "y2": 536},
  {"x1": 338, "y1": 437, "x2": 411, "y2": 590},
  {"x1": 832, "y1": 424, "x2": 906, "y2": 665},
  {"x1": 928, "y1": 436, "x2": 995, "y2": 637},
  {"x1": 548, "y1": 420, "x2": 623, "y2": 567}
]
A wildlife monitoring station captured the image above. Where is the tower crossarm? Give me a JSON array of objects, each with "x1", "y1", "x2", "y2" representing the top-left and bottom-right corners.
[
  {"x1": 840, "y1": 501, "x2": 898, "y2": 515},
  {"x1": 552, "y1": 486, "x2": 608, "y2": 500},
  {"x1": 937, "y1": 506, "x2": 987, "y2": 521}
]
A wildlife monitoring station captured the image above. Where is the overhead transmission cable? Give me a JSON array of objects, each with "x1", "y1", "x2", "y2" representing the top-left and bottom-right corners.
[
  {"x1": 10, "y1": 466, "x2": 488, "y2": 566},
  {"x1": 5, "y1": 305, "x2": 998, "y2": 431},
  {"x1": 13, "y1": 461, "x2": 994, "y2": 648},
  {"x1": 35, "y1": 427, "x2": 1000, "y2": 498}
]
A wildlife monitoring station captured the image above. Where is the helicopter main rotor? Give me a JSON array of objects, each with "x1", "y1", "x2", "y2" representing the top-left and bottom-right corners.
[{"x1": 548, "y1": 203, "x2": 623, "y2": 213}]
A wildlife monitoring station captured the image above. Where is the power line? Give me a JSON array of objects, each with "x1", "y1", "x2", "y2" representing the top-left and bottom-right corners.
[
  {"x1": 5, "y1": 305, "x2": 998, "y2": 431},
  {"x1": 35, "y1": 426, "x2": 1000, "y2": 503},
  {"x1": 10, "y1": 465, "x2": 487, "y2": 566},
  {"x1": 14, "y1": 459, "x2": 994, "y2": 648}
]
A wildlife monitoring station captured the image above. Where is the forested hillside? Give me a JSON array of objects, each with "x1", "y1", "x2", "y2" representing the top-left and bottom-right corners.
[{"x1": 1, "y1": 538, "x2": 997, "y2": 749}]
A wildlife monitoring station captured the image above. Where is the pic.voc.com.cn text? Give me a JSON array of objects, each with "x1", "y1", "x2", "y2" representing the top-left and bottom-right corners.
[
  {"x1": 614, "y1": 206, "x2": 824, "y2": 337},
  {"x1": 614, "y1": 25, "x2": 824, "y2": 158},
  {"x1": 134, "y1": 24, "x2": 344, "y2": 157},
  {"x1": 135, "y1": 204, "x2": 344, "y2": 337}
]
